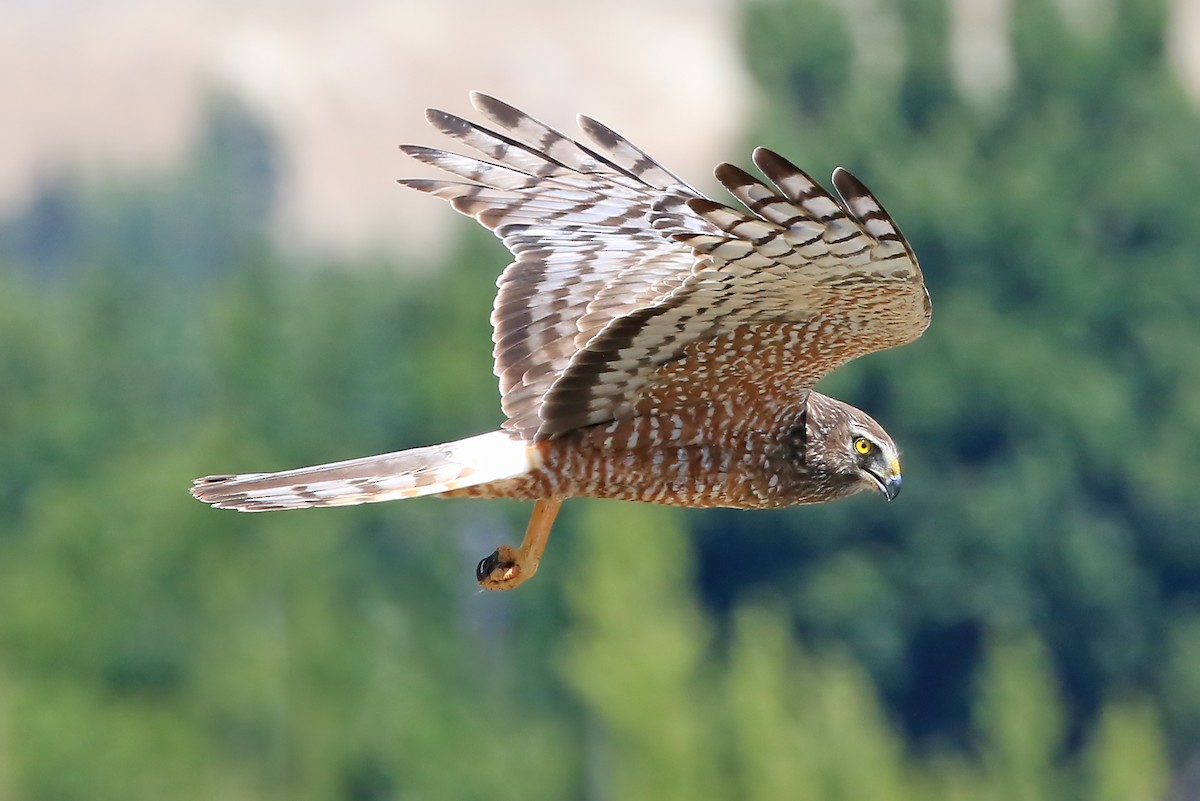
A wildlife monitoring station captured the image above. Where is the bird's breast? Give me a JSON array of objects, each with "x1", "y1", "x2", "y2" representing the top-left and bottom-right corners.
[{"x1": 514, "y1": 424, "x2": 837, "y2": 509}]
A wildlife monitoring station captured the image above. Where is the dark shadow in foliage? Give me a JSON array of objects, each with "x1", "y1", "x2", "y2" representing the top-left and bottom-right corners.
[
  {"x1": 0, "y1": 92, "x2": 278, "y2": 289},
  {"x1": 726, "y1": 0, "x2": 1200, "y2": 753}
]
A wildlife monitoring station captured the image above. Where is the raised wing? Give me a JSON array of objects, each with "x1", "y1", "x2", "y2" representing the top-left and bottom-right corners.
[
  {"x1": 401, "y1": 94, "x2": 930, "y2": 441},
  {"x1": 400, "y1": 93, "x2": 703, "y2": 439}
]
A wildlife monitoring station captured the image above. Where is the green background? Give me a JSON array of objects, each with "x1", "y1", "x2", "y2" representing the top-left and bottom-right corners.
[{"x1": 0, "y1": 0, "x2": 1196, "y2": 797}]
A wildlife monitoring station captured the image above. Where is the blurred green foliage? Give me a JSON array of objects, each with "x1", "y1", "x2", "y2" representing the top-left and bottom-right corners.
[
  {"x1": 0, "y1": 0, "x2": 1196, "y2": 797},
  {"x1": 734, "y1": 0, "x2": 1200, "y2": 747}
]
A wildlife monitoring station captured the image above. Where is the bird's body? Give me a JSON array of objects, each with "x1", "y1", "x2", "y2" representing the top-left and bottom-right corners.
[
  {"x1": 192, "y1": 93, "x2": 930, "y2": 589},
  {"x1": 459, "y1": 391, "x2": 888, "y2": 511}
]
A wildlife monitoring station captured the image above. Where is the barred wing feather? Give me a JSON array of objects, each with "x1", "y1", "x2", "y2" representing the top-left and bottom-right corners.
[{"x1": 401, "y1": 94, "x2": 930, "y2": 440}]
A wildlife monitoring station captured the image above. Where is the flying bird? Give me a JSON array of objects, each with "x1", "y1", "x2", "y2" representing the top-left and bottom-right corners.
[{"x1": 191, "y1": 93, "x2": 931, "y2": 590}]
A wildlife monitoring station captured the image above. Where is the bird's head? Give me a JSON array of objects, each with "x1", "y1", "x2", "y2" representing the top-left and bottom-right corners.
[{"x1": 802, "y1": 392, "x2": 903, "y2": 502}]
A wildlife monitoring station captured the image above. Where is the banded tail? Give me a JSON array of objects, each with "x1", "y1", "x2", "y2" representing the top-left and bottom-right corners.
[{"x1": 190, "y1": 431, "x2": 536, "y2": 512}]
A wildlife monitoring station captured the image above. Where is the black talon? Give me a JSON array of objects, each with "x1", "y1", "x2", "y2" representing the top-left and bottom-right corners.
[{"x1": 476, "y1": 549, "x2": 507, "y2": 583}]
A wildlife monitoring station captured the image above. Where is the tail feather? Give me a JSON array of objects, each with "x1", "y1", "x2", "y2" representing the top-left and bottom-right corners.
[{"x1": 191, "y1": 431, "x2": 535, "y2": 512}]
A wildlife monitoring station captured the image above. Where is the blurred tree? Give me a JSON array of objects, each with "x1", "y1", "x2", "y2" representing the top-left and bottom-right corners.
[
  {"x1": 726, "y1": 606, "x2": 912, "y2": 800},
  {"x1": 726, "y1": 0, "x2": 1200, "y2": 749},
  {"x1": 0, "y1": 108, "x2": 563, "y2": 799},
  {"x1": 558, "y1": 501, "x2": 726, "y2": 801},
  {"x1": 0, "y1": 94, "x2": 276, "y2": 290},
  {"x1": 558, "y1": 503, "x2": 1169, "y2": 801}
]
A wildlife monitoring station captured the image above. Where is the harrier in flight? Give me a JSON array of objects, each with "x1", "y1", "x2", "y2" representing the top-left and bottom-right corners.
[{"x1": 192, "y1": 93, "x2": 931, "y2": 590}]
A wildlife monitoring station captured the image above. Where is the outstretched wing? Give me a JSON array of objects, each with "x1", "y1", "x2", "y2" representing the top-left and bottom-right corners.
[
  {"x1": 400, "y1": 93, "x2": 703, "y2": 439},
  {"x1": 401, "y1": 93, "x2": 930, "y2": 441}
]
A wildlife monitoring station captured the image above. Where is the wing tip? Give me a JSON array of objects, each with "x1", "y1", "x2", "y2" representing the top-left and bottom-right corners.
[
  {"x1": 713, "y1": 161, "x2": 758, "y2": 190},
  {"x1": 398, "y1": 143, "x2": 436, "y2": 161},
  {"x1": 395, "y1": 178, "x2": 459, "y2": 195},
  {"x1": 830, "y1": 165, "x2": 869, "y2": 197},
  {"x1": 751, "y1": 146, "x2": 787, "y2": 172},
  {"x1": 423, "y1": 107, "x2": 460, "y2": 136},
  {"x1": 470, "y1": 91, "x2": 525, "y2": 129},
  {"x1": 577, "y1": 113, "x2": 617, "y2": 148}
]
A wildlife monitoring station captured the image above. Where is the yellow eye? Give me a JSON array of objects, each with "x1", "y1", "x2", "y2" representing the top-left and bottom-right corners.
[{"x1": 853, "y1": 437, "x2": 873, "y2": 455}]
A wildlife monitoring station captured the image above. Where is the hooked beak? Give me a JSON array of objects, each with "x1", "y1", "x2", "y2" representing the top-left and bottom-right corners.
[{"x1": 865, "y1": 467, "x2": 903, "y2": 501}]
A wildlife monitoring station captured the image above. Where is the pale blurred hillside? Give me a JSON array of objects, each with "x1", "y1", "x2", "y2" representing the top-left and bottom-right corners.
[
  {"x1": 0, "y1": 0, "x2": 750, "y2": 260},
  {"x1": 2, "y1": 0, "x2": 1200, "y2": 260}
]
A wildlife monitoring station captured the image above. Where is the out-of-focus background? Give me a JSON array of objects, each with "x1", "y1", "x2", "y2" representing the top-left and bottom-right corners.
[{"x1": 2, "y1": 0, "x2": 1200, "y2": 798}]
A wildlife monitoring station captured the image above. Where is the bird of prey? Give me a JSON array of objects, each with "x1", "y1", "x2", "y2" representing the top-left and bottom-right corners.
[{"x1": 191, "y1": 93, "x2": 931, "y2": 591}]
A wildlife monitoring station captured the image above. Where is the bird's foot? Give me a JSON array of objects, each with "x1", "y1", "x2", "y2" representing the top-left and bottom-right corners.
[
  {"x1": 476, "y1": 545, "x2": 535, "y2": 591},
  {"x1": 474, "y1": 498, "x2": 562, "y2": 591}
]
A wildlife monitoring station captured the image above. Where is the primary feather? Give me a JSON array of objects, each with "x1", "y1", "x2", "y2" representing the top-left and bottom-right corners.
[{"x1": 400, "y1": 92, "x2": 929, "y2": 442}]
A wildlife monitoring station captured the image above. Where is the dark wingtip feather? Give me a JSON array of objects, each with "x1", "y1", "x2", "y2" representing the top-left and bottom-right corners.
[
  {"x1": 425, "y1": 108, "x2": 474, "y2": 137},
  {"x1": 830, "y1": 166, "x2": 908, "y2": 246},
  {"x1": 577, "y1": 114, "x2": 619, "y2": 150},
  {"x1": 713, "y1": 162, "x2": 758, "y2": 190},
  {"x1": 470, "y1": 92, "x2": 525, "y2": 129},
  {"x1": 752, "y1": 147, "x2": 800, "y2": 180},
  {"x1": 395, "y1": 178, "x2": 441, "y2": 192},
  {"x1": 398, "y1": 144, "x2": 439, "y2": 161},
  {"x1": 830, "y1": 166, "x2": 868, "y2": 197},
  {"x1": 468, "y1": 90, "x2": 502, "y2": 111}
]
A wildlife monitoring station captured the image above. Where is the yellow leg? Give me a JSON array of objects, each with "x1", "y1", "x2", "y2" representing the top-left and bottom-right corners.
[{"x1": 476, "y1": 497, "x2": 563, "y2": 591}]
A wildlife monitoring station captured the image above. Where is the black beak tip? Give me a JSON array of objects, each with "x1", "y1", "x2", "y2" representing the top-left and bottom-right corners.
[{"x1": 883, "y1": 475, "x2": 902, "y2": 501}]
